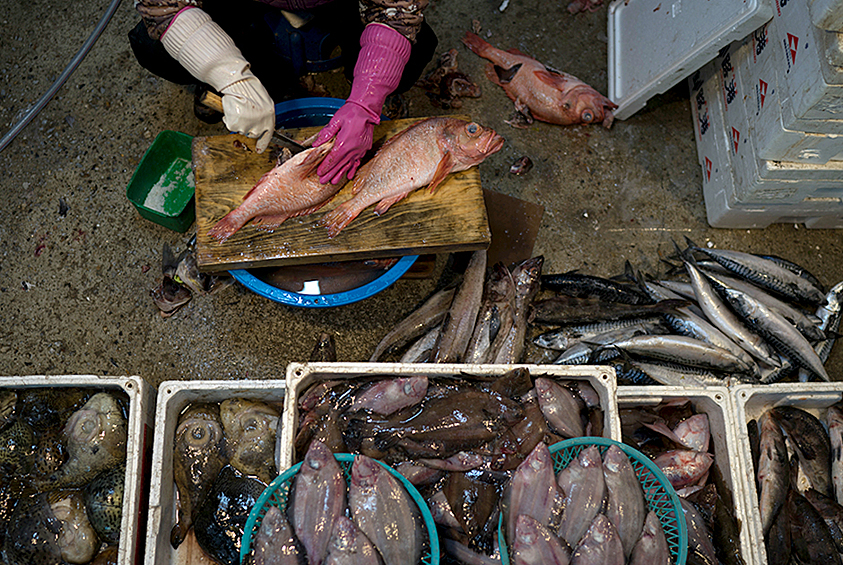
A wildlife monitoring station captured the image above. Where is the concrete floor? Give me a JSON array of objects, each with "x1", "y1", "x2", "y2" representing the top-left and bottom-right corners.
[{"x1": 1, "y1": 0, "x2": 841, "y2": 389}]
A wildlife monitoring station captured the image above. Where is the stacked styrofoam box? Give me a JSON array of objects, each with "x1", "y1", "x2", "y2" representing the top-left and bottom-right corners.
[
  {"x1": 690, "y1": 0, "x2": 843, "y2": 228},
  {"x1": 0, "y1": 375, "x2": 157, "y2": 565},
  {"x1": 731, "y1": 383, "x2": 843, "y2": 565},
  {"x1": 281, "y1": 362, "x2": 621, "y2": 464},
  {"x1": 616, "y1": 387, "x2": 756, "y2": 565},
  {"x1": 144, "y1": 379, "x2": 286, "y2": 565}
]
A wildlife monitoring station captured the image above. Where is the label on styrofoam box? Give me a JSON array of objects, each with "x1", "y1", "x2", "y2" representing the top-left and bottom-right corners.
[
  {"x1": 739, "y1": 21, "x2": 843, "y2": 162},
  {"x1": 689, "y1": 62, "x2": 730, "y2": 192},
  {"x1": 773, "y1": 0, "x2": 843, "y2": 119},
  {"x1": 811, "y1": 0, "x2": 843, "y2": 34}
]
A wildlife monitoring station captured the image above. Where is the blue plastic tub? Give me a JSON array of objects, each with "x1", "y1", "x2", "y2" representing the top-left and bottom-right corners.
[{"x1": 230, "y1": 98, "x2": 417, "y2": 308}]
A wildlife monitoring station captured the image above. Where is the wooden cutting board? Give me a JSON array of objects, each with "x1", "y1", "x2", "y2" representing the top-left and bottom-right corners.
[{"x1": 193, "y1": 116, "x2": 491, "y2": 272}]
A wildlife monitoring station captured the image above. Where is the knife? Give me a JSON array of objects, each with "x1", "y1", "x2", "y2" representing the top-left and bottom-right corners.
[{"x1": 198, "y1": 91, "x2": 308, "y2": 154}]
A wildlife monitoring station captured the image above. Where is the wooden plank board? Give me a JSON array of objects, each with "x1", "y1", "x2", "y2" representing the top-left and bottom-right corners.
[{"x1": 194, "y1": 116, "x2": 491, "y2": 272}]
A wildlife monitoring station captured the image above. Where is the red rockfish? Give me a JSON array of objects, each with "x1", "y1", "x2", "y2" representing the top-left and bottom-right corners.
[
  {"x1": 462, "y1": 32, "x2": 617, "y2": 128},
  {"x1": 207, "y1": 140, "x2": 338, "y2": 243},
  {"x1": 320, "y1": 117, "x2": 504, "y2": 238}
]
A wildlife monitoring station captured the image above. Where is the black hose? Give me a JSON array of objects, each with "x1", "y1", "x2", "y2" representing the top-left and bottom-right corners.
[{"x1": 0, "y1": 0, "x2": 124, "y2": 153}]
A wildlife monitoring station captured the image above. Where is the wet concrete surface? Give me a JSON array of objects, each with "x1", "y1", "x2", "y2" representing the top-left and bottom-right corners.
[{"x1": 1, "y1": 0, "x2": 841, "y2": 388}]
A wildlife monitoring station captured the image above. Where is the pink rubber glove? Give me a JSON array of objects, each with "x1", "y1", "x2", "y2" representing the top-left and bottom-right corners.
[{"x1": 315, "y1": 23, "x2": 411, "y2": 185}]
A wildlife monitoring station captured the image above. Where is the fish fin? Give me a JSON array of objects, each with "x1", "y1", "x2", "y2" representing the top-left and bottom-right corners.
[
  {"x1": 461, "y1": 31, "x2": 491, "y2": 56},
  {"x1": 374, "y1": 193, "x2": 408, "y2": 215},
  {"x1": 534, "y1": 69, "x2": 572, "y2": 89},
  {"x1": 298, "y1": 142, "x2": 333, "y2": 179},
  {"x1": 428, "y1": 152, "x2": 455, "y2": 194},
  {"x1": 206, "y1": 209, "x2": 247, "y2": 243},
  {"x1": 320, "y1": 201, "x2": 362, "y2": 238},
  {"x1": 494, "y1": 63, "x2": 522, "y2": 84},
  {"x1": 484, "y1": 63, "x2": 504, "y2": 87},
  {"x1": 252, "y1": 214, "x2": 291, "y2": 231},
  {"x1": 506, "y1": 47, "x2": 530, "y2": 57}
]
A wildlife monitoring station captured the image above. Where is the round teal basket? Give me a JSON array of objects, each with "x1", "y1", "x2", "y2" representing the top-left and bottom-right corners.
[
  {"x1": 240, "y1": 453, "x2": 440, "y2": 565},
  {"x1": 498, "y1": 437, "x2": 687, "y2": 565}
]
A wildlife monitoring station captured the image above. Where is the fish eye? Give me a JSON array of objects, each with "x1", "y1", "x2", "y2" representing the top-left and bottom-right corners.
[
  {"x1": 466, "y1": 123, "x2": 479, "y2": 135},
  {"x1": 582, "y1": 110, "x2": 594, "y2": 122},
  {"x1": 563, "y1": 102, "x2": 571, "y2": 109}
]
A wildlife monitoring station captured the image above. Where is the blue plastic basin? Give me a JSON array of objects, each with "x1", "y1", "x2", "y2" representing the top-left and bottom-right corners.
[{"x1": 229, "y1": 98, "x2": 417, "y2": 308}]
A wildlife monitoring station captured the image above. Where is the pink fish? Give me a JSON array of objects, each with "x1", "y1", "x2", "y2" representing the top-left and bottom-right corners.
[
  {"x1": 462, "y1": 32, "x2": 617, "y2": 128},
  {"x1": 207, "y1": 140, "x2": 338, "y2": 243},
  {"x1": 320, "y1": 117, "x2": 503, "y2": 238}
]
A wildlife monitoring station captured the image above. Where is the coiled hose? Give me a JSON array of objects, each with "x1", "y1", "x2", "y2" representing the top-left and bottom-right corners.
[{"x1": 0, "y1": 0, "x2": 124, "y2": 153}]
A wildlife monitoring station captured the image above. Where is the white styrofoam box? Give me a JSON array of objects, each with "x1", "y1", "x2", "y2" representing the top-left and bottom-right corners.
[
  {"x1": 616, "y1": 386, "x2": 755, "y2": 565},
  {"x1": 811, "y1": 0, "x2": 843, "y2": 32},
  {"x1": 0, "y1": 375, "x2": 157, "y2": 565},
  {"x1": 731, "y1": 383, "x2": 843, "y2": 565},
  {"x1": 281, "y1": 362, "x2": 620, "y2": 465},
  {"x1": 737, "y1": 23, "x2": 843, "y2": 163},
  {"x1": 145, "y1": 380, "x2": 286, "y2": 565},
  {"x1": 607, "y1": 0, "x2": 774, "y2": 120},
  {"x1": 689, "y1": 63, "x2": 732, "y2": 198},
  {"x1": 705, "y1": 183, "x2": 843, "y2": 228},
  {"x1": 821, "y1": 28, "x2": 843, "y2": 67},
  {"x1": 772, "y1": 0, "x2": 843, "y2": 120}
]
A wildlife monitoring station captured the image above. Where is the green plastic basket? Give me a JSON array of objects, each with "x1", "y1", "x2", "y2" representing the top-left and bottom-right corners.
[
  {"x1": 498, "y1": 437, "x2": 688, "y2": 565},
  {"x1": 240, "y1": 453, "x2": 440, "y2": 565}
]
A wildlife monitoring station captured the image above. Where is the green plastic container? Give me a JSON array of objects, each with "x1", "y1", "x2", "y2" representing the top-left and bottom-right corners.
[{"x1": 126, "y1": 130, "x2": 196, "y2": 232}]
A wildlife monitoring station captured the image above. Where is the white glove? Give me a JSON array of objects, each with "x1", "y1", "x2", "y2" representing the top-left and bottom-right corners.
[{"x1": 161, "y1": 8, "x2": 275, "y2": 152}]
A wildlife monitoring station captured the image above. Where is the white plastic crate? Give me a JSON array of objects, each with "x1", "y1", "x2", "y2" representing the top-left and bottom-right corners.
[
  {"x1": 731, "y1": 383, "x2": 843, "y2": 565},
  {"x1": 617, "y1": 386, "x2": 756, "y2": 565},
  {"x1": 811, "y1": 0, "x2": 843, "y2": 32},
  {"x1": 281, "y1": 362, "x2": 621, "y2": 465},
  {"x1": 0, "y1": 375, "x2": 156, "y2": 565},
  {"x1": 144, "y1": 379, "x2": 286, "y2": 565}
]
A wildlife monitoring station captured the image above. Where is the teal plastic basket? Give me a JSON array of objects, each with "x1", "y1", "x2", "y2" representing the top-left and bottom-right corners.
[
  {"x1": 240, "y1": 453, "x2": 440, "y2": 565},
  {"x1": 498, "y1": 437, "x2": 687, "y2": 565}
]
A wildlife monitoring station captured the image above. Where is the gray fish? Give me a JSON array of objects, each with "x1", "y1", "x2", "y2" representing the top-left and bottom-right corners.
[
  {"x1": 602, "y1": 445, "x2": 647, "y2": 558},
  {"x1": 617, "y1": 357, "x2": 750, "y2": 388},
  {"x1": 757, "y1": 410, "x2": 790, "y2": 536},
  {"x1": 491, "y1": 256, "x2": 543, "y2": 364},
  {"x1": 827, "y1": 404, "x2": 843, "y2": 505},
  {"x1": 803, "y1": 488, "x2": 843, "y2": 553},
  {"x1": 503, "y1": 442, "x2": 565, "y2": 546},
  {"x1": 348, "y1": 375, "x2": 428, "y2": 416},
  {"x1": 607, "y1": 334, "x2": 758, "y2": 375},
  {"x1": 755, "y1": 253, "x2": 825, "y2": 291},
  {"x1": 171, "y1": 403, "x2": 228, "y2": 548},
  {"x1": 83, "y1": 462, "x2": 126, "y2": 545},
  {"x1": 325, "y1": 516, "x2": 384, "y2": 565},
  {"x1": 252, "y1": 505, "x2": 303, "y2": 565},
  {"x1": 2, "y1": 493, "x2": 63, "y2": 565},
  {"x1": 220, "y1": 398, "x2": 279, "y2": 484},
  {"x1": 288, "y1": 440, "x2": 346, "y2": 565},
  {"x1": 653, "y1": 449, "x2": 713, "y2": 489},
  {"x1": 512, "y1": 514, "x2": 572, "y2": 565},
  {"x1": 569, "y1": 514, "x2": 624, "y2": 565},
  {"x1": 529, "y1": 296, "x2": 685, "y2": 326},
  {"x1": 765, "y1": 501, "x2": 790, "y2": 565},
  {"x1": 720, "y1": 287, "x2": 830, "y2": 381},
  {"x1": 556, "y1": 445, "x2": 606, "y2": 548},
  {"x1": 434, "y1": 249, "x2": 488, "y2": 363},
  {"x1": 680, "y1": 498, "x2": 718, "y2": 565},
  {"x1": 535, "y1": 378, "x2": 585, "y2": 439},
  {"x1": 772, "y1": 406, "x2": 833, "y2": 497},
  {"x1": 399, "y1": 325, "x2": 440, "y2": 363},
  {"x1": 629, "y1": 511, "x2": 670, "y2": 565},
  {"x1": 348, "y1": 454, "x2": 423, "y2": 565},
  {"x1": 369, "y1": 285, "x2": 457, "y2": 362},
  {"x1": 47, "y1": 489, "x2": 100, "y2": 564},
  {"x1": 40, "y1": 392, "x2": 127, "y2": 490},
  {"x1": 812, "y1": 281, "x2": 843, "y2": 366},
  {"x1": 552, "y1": 341, "x2": 621, "y2": 365},
  {"x1": 533, "y1": 317, "x2": 667, "y2": 351},
  {"x1": 465, "y1": 262, "x2": 517, "y2": 364},
  {"x1": 786, "y1": 488, "x2": 842, "y2": 565}
]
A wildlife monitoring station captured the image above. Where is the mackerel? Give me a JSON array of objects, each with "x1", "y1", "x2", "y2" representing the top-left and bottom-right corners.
[
  {"x1": 617, "y1": 358, "x2": 753, "y2": 387},
  {"x1": 813, "y1": 281, "x2": 843, "y2": 365},
  {"x1": 686, "y1": 238, "x2": 826, "y2": 306},
  {"x1": 756, "y1": 253, "x2": 825, "y2": 292},
  {"x1": 721, "y1": 287, "x2": 829, "y2": 381},
  {"x1": 541, "y1": 270, "x2": 653, "y2": 304},
  {"x1": 533, "y1": 317, "x2": 667, "y2": 351},
  {"x1": 642, "y1": 281, "x2": 705, "y2": 318},
  {"x1": 682, "y1": 256, "x2": 781, "y2": 367},
  {"x1": 552, "y1": 341, "x2": 622, "y2": 365},
  {"x1": 369, "y1": 286, "x2": 456, "y2": 361},
  {"x1": 606, "y1": 334, "x2": 758, "y2": 375}
]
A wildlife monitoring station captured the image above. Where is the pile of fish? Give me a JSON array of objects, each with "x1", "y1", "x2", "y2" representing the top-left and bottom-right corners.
[
  {"x1": 0, "y1": 388, "x2": 129, "y2": 565},
  {"x1": 170, "y1": 397, "x2": 282, "y2": 564},
  {"x1": 749, "y1": 403, "x2": 843, "y2": 565},
  {"x1": 529, "y1": 239, "x2": 842, "y2": 387},
  {"x1": 250, "y1": 440, "x2": 426, "y2": 565},
  {"x1": 622, "y1": 399, "x2": 745, "y2": 565},
  {"x1": 500, "y1": 441, "x2": 671, "y2": 565},
  {"x1": 293, "y1": 367, "x2": 605, "y2": 563}
]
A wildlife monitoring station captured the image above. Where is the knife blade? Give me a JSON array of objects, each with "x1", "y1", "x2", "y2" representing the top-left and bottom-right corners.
[{"x1": 198, "y1": 91, "x2": 308, "y2": 154}]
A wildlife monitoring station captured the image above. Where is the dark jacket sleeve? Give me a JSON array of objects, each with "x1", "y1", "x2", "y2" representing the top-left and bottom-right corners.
[
  {"x1": 358, "y1": 0, "x2": 429, "y2": 43},
  {"x1": 134, "y1": 0, "x2": 203, "y2": 40}
]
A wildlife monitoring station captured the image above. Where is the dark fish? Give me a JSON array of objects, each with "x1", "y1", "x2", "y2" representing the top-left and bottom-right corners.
[
  {"x1": 510, "y1": 156, "x2": 533, "y2": 175},
  {"x1": 680, "y1": 498, "x2": 718, "y2": 565},
  {"x1": 309, "y1": 332, "x2": 337, "y2": 362},
  {"x1": 529, "y1": 296, "x2": 686, "y2": 325},
  {"x1": 827, "y1": 405, "x2": 843, "y2": 505},
  {"x1": 765, "y1": 505, "x2": 790, "y2": 565},
  {"x1": 31, "y1": 427, "x2": 66, "y2": 480},
  {"x1": 0, "y1": 391, "x2": 17, "y2": 430},
  {"x1": 488, "y1": 398, "x2": 547, "y2": 471},
  {"x1": 540, "y1": 271, "x2": 653, "y2": 304},
  {"x1": 170, "y1": 403, "x2": 228, "y2": 549},
  {"x1": 444, "y1": 471, "x2": 498, "y2": 540},
  {"x1": 2, "y1": 493, "x2": 63, "y2": 565},
  {"x1": 772, "y1": 406, "x2": 833, "y2": 498},
  {"x1": 0, "y1": 419, "x2": 36, "y2": 475},
  {"x1": 194, "y1": 465, "x2": 267, "y2": 565},
  {"x1": 83, "y1": 462, "x2": 126, "y2": 545},
  {"x1": 786, "y1": 489, "x2": 842, "y2": 565},
  {"x1": 803, "y1": 488, "x2": 843, "y2": 552},
  {"x1": 757, "y1": 410, "x2": 790, "y2": 536},
  {"x1": 252, "y1": 505, "x2": 304, "y2": 565}
]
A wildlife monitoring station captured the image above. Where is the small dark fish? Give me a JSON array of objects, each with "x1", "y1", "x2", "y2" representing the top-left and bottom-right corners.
[
  {"x1": 3, "y1": 493, "x2": 63, "y2": 565},
  {"x1": 803, "y1": 488, "x2": 843, "y2": 552},
  {"x1": 681, "y1": 498, "x2": 718, "y2": 565},
  {"x1": 83, "y1": 462, "x2": 126, "y2": 545},
  {"x1": 786, "y1": 488, "x2": 842, "y2": 565},
  {"x1": 765, "y1": 503, "x2": 790, "y2": 565},
  {"x1": 530, "y1": 296, "x2": 686, "y2": 325},
  {"x1": 309, "y1": 332, "x2": 337, "y2": 362},
  {"x1": 510, "y1": 156, "x2": 533, "y2": 175},
  {"x1": 541, "y1": 271, "x2": 653, "y2": 304},
  {"x1": 772, "y1": 406, "x2": 833, "y2": 498},
  {"x1": 757, "y1": 410, "x2": 790, "y2": 536},
  {"x1": 444, "y1": 470, "x2": 499, "y2": 540}
]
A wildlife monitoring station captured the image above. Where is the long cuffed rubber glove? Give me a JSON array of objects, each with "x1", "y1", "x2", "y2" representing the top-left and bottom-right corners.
[
  {"x1": 161, "y1": 7, "x2": 275, "y2": 153},
  {"x1": 315, "y1": 23, "x2": 412, "y2": 185}
]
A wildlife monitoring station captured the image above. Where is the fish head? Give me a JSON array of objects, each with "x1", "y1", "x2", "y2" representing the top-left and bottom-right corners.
[
  {"x1": 561, "y1": 86, "x2": 617, "y2": 128},
  {"x1": 175, "y1": 404, "x2": 226, "y2": 454},
  {"x1": 350, "y1": 454, "x2": 383, "y2": 489},
  {"x1": 448, "y1": 120, "x2": 505, "y2": 166},
  {"x1": 64, "y1": 393, "x2": 123, "y2": 447},
  {"x1": 402, "y1": 376, "x2": 429, "y2": 401}
]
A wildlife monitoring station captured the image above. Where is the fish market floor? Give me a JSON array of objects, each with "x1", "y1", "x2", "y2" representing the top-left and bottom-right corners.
[{"x1": 1, "y1": 0, "x2": 842, "y2": 387}]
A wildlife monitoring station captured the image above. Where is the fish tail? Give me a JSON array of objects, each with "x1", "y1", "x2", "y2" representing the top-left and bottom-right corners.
[
  {"x1": 206, "y1": 209, "x2": 248, "y2": 243},
  {"x1": 461, "y1": 31, "x2": 492, "y2": 57},
  {"x1": 321, "y1": 202, "x2": 360, "y2": 238}
]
